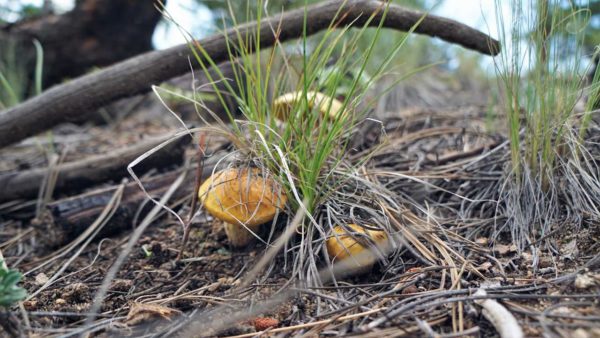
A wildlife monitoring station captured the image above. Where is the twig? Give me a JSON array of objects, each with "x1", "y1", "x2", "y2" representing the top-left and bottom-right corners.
[
  {"x1": 0, "y1": 135, "x2": 189, "y2": 202},
  {"x1": 26, "y1": 184, "x2": 125, "y2": 300},
  {"x1": 223, "y1": 308, "x2": 387, "y2": 338},
  {"x1": 177, "y1": 133, "x2": 206, "y2": 260},
  {"x1": 473, "y1": 289, "x2": 524, "y2": 338},
  {"x1": 82, "y1": 169, "x2": 187, "y2": 331}
]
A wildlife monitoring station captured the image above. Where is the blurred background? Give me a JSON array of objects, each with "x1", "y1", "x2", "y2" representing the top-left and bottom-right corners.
[{"x1": 1, "y1": 0, "x2": 599, "y2": 109}]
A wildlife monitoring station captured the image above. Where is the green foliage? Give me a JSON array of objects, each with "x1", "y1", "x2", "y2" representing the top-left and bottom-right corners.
[
  {"x1": 0, "y1": 39, "x2": 44, "y2": 109},
  {"x1": 19, "y1": 4, "x2": 43, "y2": 18},
  {"x1": 0, "y1": 40, "x2": 27, "y2": 109},
  {"x1": 494, "y1": 0, "x2": 596, "y2": 187},
  {"x1": 315, "y1": 64, "x2": 370, "y2": 99},
  {"x1": 0, "y1": 3, "x2": 44, "y2": 24},
  {"x1": 541, "y1": 0, "x2": 600, "y2": 53},
  {"x1": 203, "y1": 0, "x2": 436, "y2": 77},
  {"x1": 0, "y1": 261, "x2": 27, "y2": 308},
  {"x1": 183, "y1": 0, "x2": 424, "y2": 215},
  {"x1": 157, "y1": 83, "x2": 217, "y2": 105}
]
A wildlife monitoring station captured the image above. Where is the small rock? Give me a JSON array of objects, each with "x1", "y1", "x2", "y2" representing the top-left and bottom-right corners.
[
  {"x1": 494, "y1": 244, "x2": 517, "y2": 255},
  {"x1": 35, "y1": 273, "x2": 49, "y2": 285},
  {"x1": 561, "y1": 239, "x2": 579, "y2": 260},
  {"x1": 572, "y1": 328, "x2": 590, "y2": 338},
  {"x1": 475, "y1": 237, "x2": 488, "y2": 245}
]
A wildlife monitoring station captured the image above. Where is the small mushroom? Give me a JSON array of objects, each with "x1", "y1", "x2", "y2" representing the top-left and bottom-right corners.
[
  {"x1": 326, "y1": 223, "x2": 389, "y2": 273},
  {"x1": 198, "y1": 168, "x2": 287, "y2": 247},
  {"x1": 272, "y1": 91, "x2": 348, "y2": 121}
]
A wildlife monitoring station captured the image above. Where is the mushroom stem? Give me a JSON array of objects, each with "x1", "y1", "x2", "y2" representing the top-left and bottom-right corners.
[{"x1": 224, "y1": 222, "x2": 261, "y2": 247}]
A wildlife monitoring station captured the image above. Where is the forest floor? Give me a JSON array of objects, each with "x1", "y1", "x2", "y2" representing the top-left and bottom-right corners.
[{"x1": 1, "y1": 69, "x2": 599, "y2": 337}]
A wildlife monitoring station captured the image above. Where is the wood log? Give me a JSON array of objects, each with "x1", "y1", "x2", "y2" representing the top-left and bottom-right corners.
[
  {"x1": 0, "y1": 135, "x2": 190, "y2": 202},
  {"x1": 1, "y1": 0, "x2": 165, "y2": 87},
  {"x1": 43, "y1": 164, "x2": 214, "y2": 247},
  {"x1": 0, "y1": 0, "x2": 501, "y2": 148}
]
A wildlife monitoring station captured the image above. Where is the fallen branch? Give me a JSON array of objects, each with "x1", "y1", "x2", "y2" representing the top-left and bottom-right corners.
[
  {"x1": 0, "y1": 0, "x2": 500, "y2": 148},
  {"x1": 0, "y1": 135, "x2": 189, "y2": 202},
  {"x1": 43, "y1": 163, "x2": 215, "y2": 247}
]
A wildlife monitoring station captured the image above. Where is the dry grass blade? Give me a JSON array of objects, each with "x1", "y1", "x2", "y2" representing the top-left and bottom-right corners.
[
  {"x1": 26, "y1": 183, "x2": 125, "y2": 301},
  {"x1": 82, "y1": 169, "x2": 187, "y2": 331},
  {"x1": 177, "y1": 133, "x2": 207, "y2": 260},
  {"x1": 238, "y1": 198, "x2": 307, "y2": 289}
]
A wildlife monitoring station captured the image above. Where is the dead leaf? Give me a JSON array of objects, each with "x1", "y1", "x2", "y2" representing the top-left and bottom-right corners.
[
  {"x1": 126, "y1": 302, "x2": 182, "y2": 326},
  {"x1": 253, "y1": 317, "x2": 279, "y2": 331}
]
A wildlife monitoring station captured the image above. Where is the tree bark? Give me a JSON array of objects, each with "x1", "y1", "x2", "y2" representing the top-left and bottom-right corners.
[
  {"x1": 0, "y1": 0, "x2": 500, "y2": 149},
  {"x1": 1, "y1": 0, "x2": 164, "y2": 87}
]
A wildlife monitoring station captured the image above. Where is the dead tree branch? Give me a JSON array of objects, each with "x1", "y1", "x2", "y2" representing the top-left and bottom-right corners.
[
  {"x1": 0, "y1": 135, "x2": 189, "y2": 202},
  {"x1": 0, "y1": 0, "x2": 500, "y2": 148},
  {"x1": 44, "y1": 163, "x2": 214, "y2": 247}
]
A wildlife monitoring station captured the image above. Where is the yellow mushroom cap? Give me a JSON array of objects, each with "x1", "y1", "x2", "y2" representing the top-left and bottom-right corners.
[
  {"x1": 272, "y1": 91, "x2": 348, "y2": 121},
  {"x1": 198, "y1": 168, "x2": 287, "y2": 226},
  {"x1": 326, "y1": 224, "x2": 389, "y2": 269}
]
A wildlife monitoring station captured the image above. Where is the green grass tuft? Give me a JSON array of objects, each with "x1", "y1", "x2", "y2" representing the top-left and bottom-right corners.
[
  {"x1": 494, "y1": 0, "x2": 597, "y2": 186},
  {"x1": 185, "y1": 0, "x2": 425, "y2": 216}
]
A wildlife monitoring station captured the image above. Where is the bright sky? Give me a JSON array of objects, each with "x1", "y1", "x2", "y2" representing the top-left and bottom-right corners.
[
  {"x1": 434, "y1": 1, "x2": 513, "y2": 71},
  {"x1": 434, "y1": 0, "x2": 509, "y2": 39},
  {"x1": 151, "y1": 0, "x2": 214, "y2": 49}
]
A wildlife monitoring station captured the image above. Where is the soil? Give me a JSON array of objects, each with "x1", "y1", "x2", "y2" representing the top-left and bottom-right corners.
[{"x1": 1, "y1": 71, "x2": 599, "y2": 337}]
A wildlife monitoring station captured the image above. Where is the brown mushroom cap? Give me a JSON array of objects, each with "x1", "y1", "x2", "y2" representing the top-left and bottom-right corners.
[
  {"x1": 198, "y1": 168, "x2": 287, "y2": 226},
  {"x1": 326, "y1": 223, "x2": 389, "y2": 269},
  {"x1": 272, "y1": 91, "x2": 348, "y2": 121}
]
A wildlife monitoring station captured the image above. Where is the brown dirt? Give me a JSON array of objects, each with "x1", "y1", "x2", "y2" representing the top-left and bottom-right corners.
[{"x1": 1, "y1": 74, "x2": 599, "y2": 337}]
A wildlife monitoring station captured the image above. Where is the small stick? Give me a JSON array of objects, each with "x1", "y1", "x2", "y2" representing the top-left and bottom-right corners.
[
  {"x1": 83, "y1": 170, "x2": 186, "y2": 332},
  {"x1": 0, "y1": 135, "x2": 188, "y2": 202},
  {"x1": 177, "y1": 133, "x2": 207, "y2": 260},
  {"x1": 473, "y1": 289, "x2": 524, "y2": 338}
]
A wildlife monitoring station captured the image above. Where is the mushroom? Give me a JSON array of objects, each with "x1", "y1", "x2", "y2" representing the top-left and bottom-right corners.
[
  {"x1": 198, "y1": 167, "x2": 287, "y2": 247},
  {"x1": 272, "y1": 91, "x2": 348, "y2": 121},
  {"x1": 326, "y1": 223, "x2": 389, "y2": 273}
]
